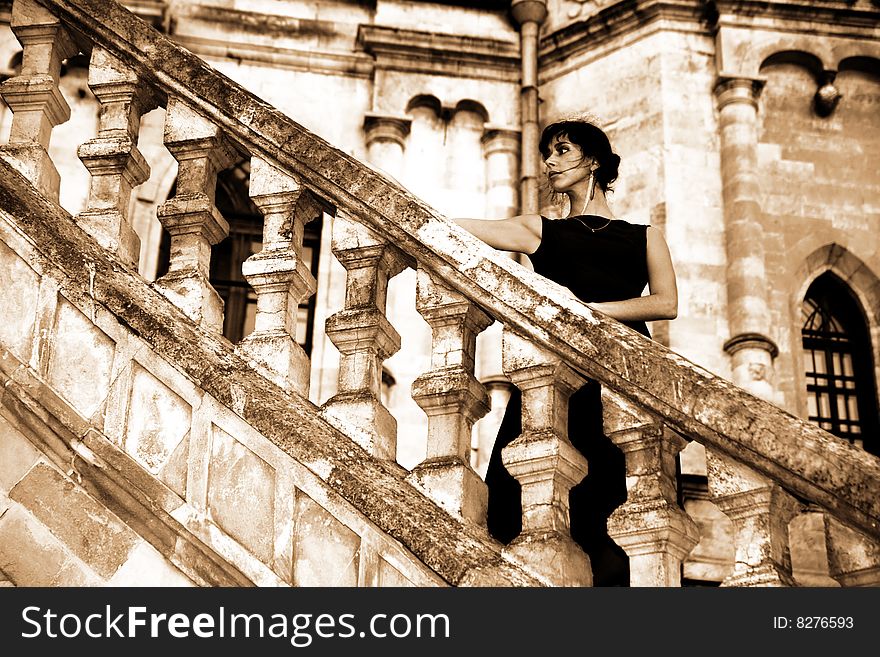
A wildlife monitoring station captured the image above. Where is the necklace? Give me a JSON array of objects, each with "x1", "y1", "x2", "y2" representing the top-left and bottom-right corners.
[
  {"x1": 574, "y1": 215, "x2": 613, "y2": 232},
  {"x1": 571, "y1": 170, "x2": 611, "y2": 232}
]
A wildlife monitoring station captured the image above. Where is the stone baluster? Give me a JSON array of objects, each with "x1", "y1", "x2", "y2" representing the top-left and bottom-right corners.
[
  {"x1": 602, "y1": 389, "x2": 699, "y2": 587},
  {"x1": 320, "y1": 213, "x2": 406, "y2": 459},
  {"x1": 235, "y1": 156, "x2": 324, "y2": 396},
  {"x1": 0, "y1": 0, "x2": 78, "y2": 202},
  {"x1": 823, "y1": 516, "x2": 880, "y2": 586},
  {"x1": 499, "y1": 329, "x2": 591, "y2": 586},
  {"x1": 155, "y1": 97, "x2": 237, "y2": 331},
  {"x1": 407, "y1": 268, "x2": 492, "y2": 522},
  {"x1": 76, "y1": 47, "x2": 155, "y2": 268},
  {"x1": 706, "y1": 452, "x2": 802, "y2": 586}
]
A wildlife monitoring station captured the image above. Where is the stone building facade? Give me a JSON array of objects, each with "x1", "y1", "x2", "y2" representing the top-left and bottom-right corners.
[{"x1": 0, "y1": 0, "x2": 878, "y2": 587}]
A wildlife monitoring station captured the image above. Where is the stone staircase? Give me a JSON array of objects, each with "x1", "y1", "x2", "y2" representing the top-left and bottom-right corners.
[{"x1": 0, "y1": 0, "x2": 877, "y2": 587}]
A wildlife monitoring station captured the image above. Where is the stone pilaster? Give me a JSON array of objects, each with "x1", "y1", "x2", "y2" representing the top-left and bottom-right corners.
[
  {"x1": 320, "y1": 213, "x2": 406, "y2": 459},
  {"x1": 236, "y1": 156, "x2": 322, "y2": 396},
  {"x1": 602, "y1": 390, "x2": 699, "y2": 587},
  {"x1": 407, "y1": 268, "x2": 492, "y2": 522},
  {"x1": 707, "y1": 451, "x2": 802, "y2": 586},
  {"x1": 499, "y1": 328, "x2": 591, "y2": 586},
  {"x1": 155, "y1": 97, "x2": 237, "y2": 331},
  {"x1": 76, "y1": 47, "x2": 155, "y2": 268},
  {"x1": 481, "y1": 127, "x2": 520, "y2": 221},
  {"x1": 363, "y1": 113, "x2": 410, "y2": 181},
  {"x1": 0, "y1": 0, "x2": 78, "y2": 202},
  {"x1": 714, "y1": 75, "x2": 779, "y2": 401},
  {"x1": 823, "y1": 516, "x2": 880, "y2": 587}
]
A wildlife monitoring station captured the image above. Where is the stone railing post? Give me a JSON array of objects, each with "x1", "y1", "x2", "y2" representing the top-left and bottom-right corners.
[
  {"x1": 76, "y1": 46, "x2": 155, "y2": 268},
  {"x1": 499, "y1": 328, "x2": 591, "y2": 586},
  {"x1": 706, "y1": 452, "x2": 802, "y2": 586},
  {"x1": 155, "y1": 98, "x2": 237, "y2": 331},
  {"x1": 407, "y1": 268, "x2": 492, "y2": 522},
  {"x1": 235, "y1": 156, "x2": 322, "y2": 396},
  {"x1": 0, "y1": 0, "x2": 78, "y2": 202},
  {"x1": 320, "y1": 213, "x2": 406, "y2": 459},
  {"x1": 823, "y1": 516, "x2": 880, "y2": 587},
  {"x1": 602, "y1": 389, "x2": 699, "y2": 587}
]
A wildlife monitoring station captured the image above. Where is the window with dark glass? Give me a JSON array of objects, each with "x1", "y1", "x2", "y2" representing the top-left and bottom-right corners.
[
  {"x1": 801, "y1": 272, "x2": 878, "y2": 455},
  {"x1": 157, "y1": 161, "x2": 322, "y2": 354}
]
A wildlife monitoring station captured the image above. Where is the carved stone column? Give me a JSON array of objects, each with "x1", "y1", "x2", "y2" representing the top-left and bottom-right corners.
[
  {"x1": 155, "y1": 98, "x2": 237, "y2": 331},
  {"x1": 320, "y1": 213, "x2": 406, "y2": 459},
  {"x1": 236, "y1": 156, "x2": 323, "y2": 396},
  {"x1": 408, "y1": 268, "x2": 492, "y2": 522},
  {"x1": 499, "y1": 328, "x2": 591, "y2": 586},
  {"x1": 0, "y1": 0, "x2": 78, "y2": 202},
  {"x1": 823, "y1": 516, "x2": 880, "y2": 587},
  {"x1": 363, "y1": 113, "x2": 410, "y2": 180},
  {"x1": 714, "y1": 76, "x2": 779, "y2": 401},
  {"x1": 472, "y1": 127, "x2": 520, "y2": 473},
  {"x1": 707, "y1": 452, "x2": 802, "y2": 586},
  {"x1": 602, "y1": 390, "x2": 699, "y2": 587},
  {"x1": 76, "y1": 47, "x2": 155, "y2": 268}
]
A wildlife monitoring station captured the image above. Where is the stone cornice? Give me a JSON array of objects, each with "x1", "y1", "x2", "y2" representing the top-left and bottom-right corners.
[
  {"x1": 712, "y1": 0, "x2": 880, "y2": 34},
  {"x1": 539, "y1": 0, "x2": 710, "y2": 70},
  {"x1": 357, "y1": 24, "x2": 520, "y2": 81},
  {"x1": 173, "y1": 34, "x2": 375, "y2": 78}
]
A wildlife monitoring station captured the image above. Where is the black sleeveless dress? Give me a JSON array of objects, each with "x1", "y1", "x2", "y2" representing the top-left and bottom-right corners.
[{"x1": 485, "y1": 215, "x2": 651, "y2": 587}]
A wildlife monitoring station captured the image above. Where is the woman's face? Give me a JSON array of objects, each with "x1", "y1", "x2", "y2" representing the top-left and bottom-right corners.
[{"x1": 543, "y1": 134, "x2": 593, "y2": 193}]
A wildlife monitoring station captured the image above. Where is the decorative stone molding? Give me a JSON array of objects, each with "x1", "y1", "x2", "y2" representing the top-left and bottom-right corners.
[
  {"x1": 363, "y1": 113, "x2": 411, "y2": 150},
  {"x1": 814, "y1": 71, "x2": 842, "y2": 117}
]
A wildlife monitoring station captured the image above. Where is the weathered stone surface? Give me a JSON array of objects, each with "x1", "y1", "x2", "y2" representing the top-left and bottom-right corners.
[
  {"x1": 124, "y1": 364, "x2": 192, "y2": 474},
  {"x1": 46, "y1": 297, "x2": 116, "y2": 420},
  {"x1": 378, "y1": 557, "x2": 414, "y2": 587},
  {"x1": 292, "y1": 492, "x2": 360, "y2": 587},
  {"x1": 207, "y1": 427, "x2": 276, "y2": 563},
  {"x1": 108, "y1": 542, "x2": 195, "y2": 586},
  {"x1": 9, "y1": 462, "x2": 139, "y2": 579},
  {"x1": 0, "y1": 415, "x2": 41, "y2": 492},
  {"x1": 0, "y1": 239, "x2": 40, "y2": 364},
  {"x1": 0, "y1": 504, "x2": 74, "y2": 585}
]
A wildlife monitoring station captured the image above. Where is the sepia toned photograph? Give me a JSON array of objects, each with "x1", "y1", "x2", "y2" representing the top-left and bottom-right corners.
[{"x1": 0, "y1": 2, "x2": 877, "y2": 637}]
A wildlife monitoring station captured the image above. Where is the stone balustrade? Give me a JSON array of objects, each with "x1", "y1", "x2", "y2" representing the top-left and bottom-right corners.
[{"x1": 0, "y1": 0, "x2": 877, "y2": 588}]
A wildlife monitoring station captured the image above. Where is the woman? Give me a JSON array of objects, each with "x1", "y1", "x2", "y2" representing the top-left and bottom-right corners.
[{"x1": 455, "y1": 119, "x2": 677, "y2": 586}]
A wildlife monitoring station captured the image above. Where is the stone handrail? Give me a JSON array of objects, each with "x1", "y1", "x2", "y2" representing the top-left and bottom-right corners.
[{"x1": 2, "y1": 0, "x2": 878, "y2": 586}]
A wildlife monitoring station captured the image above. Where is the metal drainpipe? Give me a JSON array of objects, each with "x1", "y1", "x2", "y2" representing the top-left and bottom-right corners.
[{"x1": 511, "y1": 0, "x2": 548, "y2": 216}]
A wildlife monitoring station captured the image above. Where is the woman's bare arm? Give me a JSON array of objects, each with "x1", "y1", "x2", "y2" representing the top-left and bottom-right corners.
[
  {"x1": 586, "y1": 226, "x2": 678, "y2": 321},
  {"x1": 453, "y1": 214, "x2": 543, "y2": 255}
]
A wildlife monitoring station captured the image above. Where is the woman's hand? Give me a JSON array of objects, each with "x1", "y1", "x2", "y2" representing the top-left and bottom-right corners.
[{"x1": 585, "y1": 226, "x2": 678, "y2": 322}]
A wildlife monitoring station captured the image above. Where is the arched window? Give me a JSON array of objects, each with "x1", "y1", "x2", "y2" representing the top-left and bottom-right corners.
[{"x1": 801, "y1": 272, "x2": 879, "y2": 455}]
